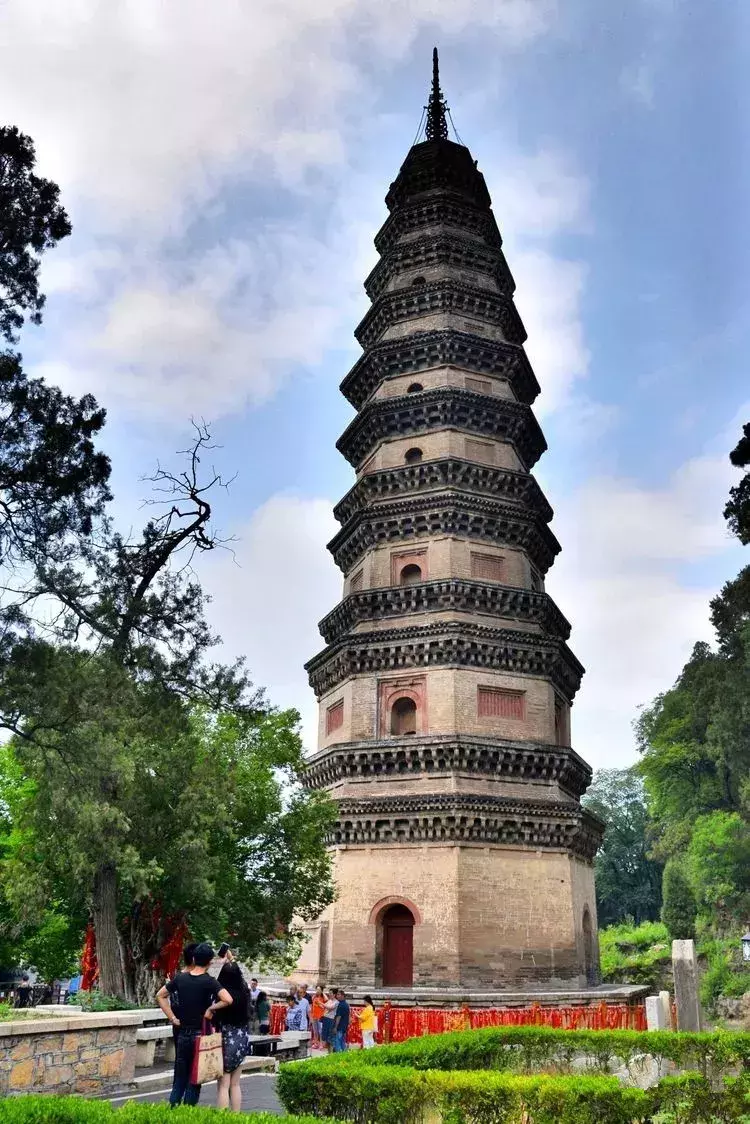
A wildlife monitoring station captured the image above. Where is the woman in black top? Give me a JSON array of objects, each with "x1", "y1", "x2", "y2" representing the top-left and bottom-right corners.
[{"x1": 215, "y1": 954, "x2": 251, "y2": 1111}]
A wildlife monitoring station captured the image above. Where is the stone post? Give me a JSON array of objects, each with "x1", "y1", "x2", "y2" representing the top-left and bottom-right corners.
[
  {"x1": 659, "y1": 990, "x2": 672, "y2": 1030},
  {"x1": 672, "y1": 940, "x2": 702, "y2": 1031},
  {"x1": 645, "y1": 994, "x2": 668, "y2": 1030}
]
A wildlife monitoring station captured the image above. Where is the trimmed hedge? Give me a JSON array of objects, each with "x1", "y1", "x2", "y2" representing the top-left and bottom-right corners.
[
  {"x1": 277, "y1": 1063, "x2": 645, "y2": 1124},
  {"x1": 278, "y1": 1060, "x2": 750, "y2": 1123},
  {"x1": 276, "y1": 1027, "x2": 750, "y2": 1122},
  {"x1": 0, "y1": 1096, "x2": 338, "y2": 1123},
  {"x1": 355, "y1": 1024, "x2": 750, "y2": 1079}
]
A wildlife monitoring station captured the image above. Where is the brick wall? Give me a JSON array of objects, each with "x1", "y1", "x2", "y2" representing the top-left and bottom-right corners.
[
  {"x1": 316, "y1": 666, "x2": 556, "y2": 751},
  {"x1": 359, "y1": 429, "x2": 523, "y2": 473},
  {"x1": 372, "y1": 367, "x2": 516, "y2": 401},
  {"x1": 364, "y1": 536, "x2": 529, "y2": 589},
  {"x1": 382, "y1": 311, "x2": 507, "y2": 345},
  {"x1": 457, "y1": 849, "x2": 586, "y2": 987}
]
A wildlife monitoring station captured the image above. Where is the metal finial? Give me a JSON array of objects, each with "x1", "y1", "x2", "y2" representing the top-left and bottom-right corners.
[{"x1": 425, "y1": 47, "x2": 449, "y2": 141}]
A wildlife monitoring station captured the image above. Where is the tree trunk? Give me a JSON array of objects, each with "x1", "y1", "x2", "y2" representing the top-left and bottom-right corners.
[{"x1": 93, "y1": 862, "x2": 126, "y2": 997}]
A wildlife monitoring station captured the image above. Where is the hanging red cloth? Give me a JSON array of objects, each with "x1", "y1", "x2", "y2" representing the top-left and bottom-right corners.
[{"x1": 80, "y1": 924, "x2": 98, "y2": 991}]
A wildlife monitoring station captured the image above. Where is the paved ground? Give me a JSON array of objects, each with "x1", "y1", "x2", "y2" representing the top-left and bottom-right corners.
[{"x1": 109, "y1": 1072, "x2": 285, "y2": 1114}]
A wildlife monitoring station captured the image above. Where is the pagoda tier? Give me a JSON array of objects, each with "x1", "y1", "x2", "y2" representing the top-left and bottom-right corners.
[{"x1": 294, "y1": 53, "x2": 602, "y2": 993}]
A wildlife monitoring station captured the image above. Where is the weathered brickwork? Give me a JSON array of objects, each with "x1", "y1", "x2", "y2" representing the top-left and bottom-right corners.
[
  {"x1": 296, "y1": 69, "x2": 602, "y2": 993},
  {"x1": 0, "y1": 1016, "x2": 138, "y2": 1096}
]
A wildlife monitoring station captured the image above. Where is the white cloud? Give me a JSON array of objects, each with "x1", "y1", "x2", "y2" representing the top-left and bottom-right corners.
[
  {"x1": 547, "y1": 450, "x2": 741, "y2": 769},
  {"x1": 512, "y1": 250, "x2": 589, "y2": 414},
  {"x1": 201, "y1": 494, "x2": 340, "y2": 752},
  {"x1": 6, "y1": 0, "x2": 589, "y2": 422},
  {"x1": 2, "y1": 0, "x2": 554, "y2": 229}
]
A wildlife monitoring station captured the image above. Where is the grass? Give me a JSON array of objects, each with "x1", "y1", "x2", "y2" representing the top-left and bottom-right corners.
[{"x1": 599, "y1": 920, "x2": 672, "y2": 988}]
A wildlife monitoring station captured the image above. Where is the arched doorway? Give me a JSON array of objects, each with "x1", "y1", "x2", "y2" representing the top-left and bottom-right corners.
[
  {"x1": 382, "y1": 904, "x2": 414, "y2": 987},
  {"x1": 583, "y1": 908, "x2": 596, "y2": 986}
]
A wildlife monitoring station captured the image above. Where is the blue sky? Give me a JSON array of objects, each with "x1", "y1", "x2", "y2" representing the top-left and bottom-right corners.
[{"x1": 2, "y1": 0, "x2": 747, "y2": 768}]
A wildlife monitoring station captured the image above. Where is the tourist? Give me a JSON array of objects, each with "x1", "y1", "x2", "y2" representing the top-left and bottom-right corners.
[
  {"x1": 357, "y1": 995, "x2": 377, "y2": 1049},
  {"x1": 169, "y1": 942, "x2": 198, "y2": 1048},
  {"x1": 332, "y1": 989, "x2": 350, "y2": 1052},
  {"x1": 156, "y1": 942, "x2": 233, "y2": 1108},
  {"x1": 15, "y1": 973, "x2": 31, "y2": 1009},
  {"x1": 256, "y1": 990, "x2": 271, "y2": 1034},
  {"x1": 285, "y1": 995, "x2": 303, "y2": 1031},
  {"x1": 310, "y1": 985, "x2": 326, "y2": 1047},
  {"x1": 295, "y1": 983, "x2": 311, "y2": 1030},
  {"x1": 248, "y1": 977, "x2": 260, "y2": 1031},
  {"x1": 321, "y1": 988, "x2": 338, "y2": 1051},
  {"x1": 215, "y1": 952, "x2": 251, "y2": 1112}
]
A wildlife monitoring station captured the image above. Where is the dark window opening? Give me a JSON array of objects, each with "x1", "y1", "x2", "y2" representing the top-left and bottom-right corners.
[
  {"x1": 391, "y1": 697, "x2": 417, "y2": 736},
  {"x1": 407, "y1": 382, "x2": 424, "y2": 393},
  {"x1": 404, "y1": 447, "x2": 423, "y2": 464},
  {"x1": 400, "y1": 563, "x2": 422, "y2": 586},
  {"x1": 411, "y1": 275, "x2": 426, "y2": 287}
]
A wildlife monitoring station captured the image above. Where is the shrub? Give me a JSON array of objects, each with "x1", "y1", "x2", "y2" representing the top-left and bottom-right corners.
[
  {"x1": 329, "y1": 1024, "x2": 750, "y2": 1079},
  {"x1": 662, "y1": 861, "x2": 697, "y2": 941},
  {"x1": 277, "y1": 1062, "x2": 642, "y2": 1124},
  {"x1": 78, "y1": 989, "x2": 144, "y2": 1012},
  {"x1": 0, "y1": 1097, "x2": 335, "y2": 1124}
]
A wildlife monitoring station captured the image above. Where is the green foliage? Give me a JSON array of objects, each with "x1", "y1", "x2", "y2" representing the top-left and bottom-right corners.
[
  {"x1": 77, "y1": 989, "x2": 145, "y2": 1012},
  {"x1": 1, "y1": 680, "x2": 334, "y2": 1000},
  {"x1": 277, "y1": 1060, "x2": 638, "y2": 1124},
  {"x1": 699, "y1": 940, "x2": 750, "y2": 1009},
  {"x1": 323, "y1": 1024, "x2": 750, "y2": 1077},
  {"x1": 0, "y1": 126, "x2": 71, "y2": 342},
  {"x1": 636, "y1": 441, "x2": 750, "y2": 955},
  {"x1": 0, "y1": 1096, "x2": 335, "y2": 1123},
  {"x1": 662, "y1": 862, "x2": 697, "y2": 941},
  {"x1": 598, "y1": 920, "x2": 671, "y2": 988},
  {"x1": 724, "y1": 422, "x2": 750, "y2": 545},
  {"x1": 277, "y1": 1031, "x2": 750, "y2": 1122},
  {"x1": 686, "y1": 812, "x2": 750, "y2": 932},
  {"x1": 583, "y1": 768, "x2": 662, "y2": 926}
]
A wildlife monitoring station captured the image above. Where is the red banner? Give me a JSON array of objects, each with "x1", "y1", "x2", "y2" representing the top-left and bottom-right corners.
[{"x1": 270, "y1": 999, "x2": 647, "y2": 1043}]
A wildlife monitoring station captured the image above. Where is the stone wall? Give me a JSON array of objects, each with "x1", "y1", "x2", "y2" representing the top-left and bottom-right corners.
[{"x1": 0, "y1": 1011, "x2": 141, "y2": 1096}]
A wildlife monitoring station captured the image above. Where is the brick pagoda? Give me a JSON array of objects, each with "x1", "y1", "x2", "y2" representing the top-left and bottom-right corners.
[{"x1": 297, "y1": 52, "x2": 603, "y2": 992}]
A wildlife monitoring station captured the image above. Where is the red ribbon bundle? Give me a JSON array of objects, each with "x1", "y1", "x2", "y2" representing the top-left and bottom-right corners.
[{"x1": 269, "y1": 999, "x2": 646, "y2": 1042}]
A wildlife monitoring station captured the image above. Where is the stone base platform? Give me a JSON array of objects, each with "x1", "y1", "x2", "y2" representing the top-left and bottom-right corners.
[
  {"x1": 353, "y1": 984, "x2": 650, "y2": 1008},
  {"x1": 275, "y1": 983, "x2": 649, "y2": 1008}
]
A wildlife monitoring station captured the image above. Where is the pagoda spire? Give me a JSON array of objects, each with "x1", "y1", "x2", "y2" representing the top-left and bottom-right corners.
[{"x1": 425, "y1": 47, "x2": 449, "y2": 141}]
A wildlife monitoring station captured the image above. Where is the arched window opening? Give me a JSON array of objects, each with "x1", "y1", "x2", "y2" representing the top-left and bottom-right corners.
[
  {"x1": 404, "y1": 447, "x2": 423, "y2": 465},
  {"x1": 391, "y1": 696, "x2": 417, "y2": 736},
  {"x1": 400, "y1": 563, "x2": 422, "y2": 586},
  {"x1": 380, "y1": 904, "x2": 415, "y2": 987},
  {"x1": 411, "y1": 275, "x2": 426, "y2": 287},
  {"x1": 407, "y1": 382, "x2": 424, "y2": 393}
]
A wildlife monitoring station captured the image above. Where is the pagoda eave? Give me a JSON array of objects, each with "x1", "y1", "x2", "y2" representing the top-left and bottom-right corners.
[
  {"x1": 333, "y1": 459, "x2": 554, "y2": 525},
  {"x1": 317, "y1": 580, "x2": 571, "y2": 645}
]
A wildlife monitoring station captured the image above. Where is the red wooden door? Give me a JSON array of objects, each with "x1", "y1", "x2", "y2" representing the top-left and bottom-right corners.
[{"x1": 382, "y1": 905, "x2": 414, "y2": 986}]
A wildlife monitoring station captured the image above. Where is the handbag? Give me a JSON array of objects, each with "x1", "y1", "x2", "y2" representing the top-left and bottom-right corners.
[{"x1": 189, "y1": 1019, "x2": 224, "y2": 1085}]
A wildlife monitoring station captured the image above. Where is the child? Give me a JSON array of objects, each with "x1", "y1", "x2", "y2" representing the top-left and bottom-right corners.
[{"x1": 357, "y1": 994, "x2": 377, "y2": 1049}]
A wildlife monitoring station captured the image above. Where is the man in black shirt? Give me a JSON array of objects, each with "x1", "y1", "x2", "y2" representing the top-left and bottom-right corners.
[
  {"x1": 169, "y1": 942, "x2": 197, "y2": 1047},
  {"x1": 157, "y1": 942, "x2": 233, "y2": 1106}
]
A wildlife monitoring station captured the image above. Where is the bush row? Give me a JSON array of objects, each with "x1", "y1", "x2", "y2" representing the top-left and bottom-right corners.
[
  {"x1": 361, "y1": 1024, "x2": 750, "y2": 1078},
  {"x1": 277, "y1": 1062, "x2": 750, "y2": 1124},
  {"x1": 0, "y1": 1096, "x2": 337, "y2": 1124}
]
